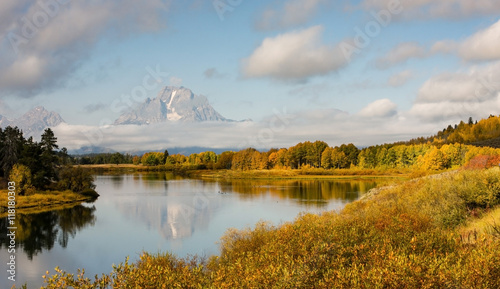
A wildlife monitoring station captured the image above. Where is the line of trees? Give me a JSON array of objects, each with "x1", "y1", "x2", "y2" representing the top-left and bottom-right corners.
[
  {"x1": 144, "y1": 142, "x2": 500, "y2": 172},
  {"x1": 136, "y1": 116, "x2": 500, "y2": 171},
  {"x1": 74, "y1": 153, "x2": 135, "y2": 165},
  {"x1": 0, "y1": 126, "x2": 95, "y2": 195}
]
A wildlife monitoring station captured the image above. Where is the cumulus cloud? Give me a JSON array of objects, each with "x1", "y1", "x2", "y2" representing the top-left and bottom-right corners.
[
  {"x1": 359, "y1": 0, "x2": 500, "y2": 19},
  {"x1": 256, "y1": 0, "x2": 325, "y2": 30},
  {"x1": 427, "y1": 19, "x2": 500, "y2": 63},
  {"x1": 458, "y1": 19, "x2": 500, "y2": 61},
  {"x1": 387, "y1": 70, "x2": 413, "y2": 87},
  {"x1": 242, "y1": 26, "x2": 349, "y2": 81},
  {"x1": 358, "y1": 98, "x2": 398, "y2": 118},
  {"x1": 0, "y1": 0, "x2": 170, "y2": 97},
  {"x1": 410, "y1": 61, "x2": 500, "y2": 122},
  {"x1": 375, "y1": 19, "x2": 500, "y2": 68},
  {"x1": 376, "y1": 42, "x2": 427, "y2": 69}
]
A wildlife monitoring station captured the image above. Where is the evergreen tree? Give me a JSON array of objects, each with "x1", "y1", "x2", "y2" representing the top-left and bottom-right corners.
[
  {"x1": 0, "y1": 126, "x2": 24, "y2": 177},
  {"x1": 38, "y1": 128, "x2": 60, "y2": 187}
]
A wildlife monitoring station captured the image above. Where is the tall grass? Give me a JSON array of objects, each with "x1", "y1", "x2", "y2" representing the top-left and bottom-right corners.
[{"x1": 37, "y1": 168, "x2": 500, "y2": 288}]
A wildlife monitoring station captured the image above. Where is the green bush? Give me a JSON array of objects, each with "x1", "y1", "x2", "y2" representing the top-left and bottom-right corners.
[
  {"x1": 456, "y1": 169, "x2": 500, "y2": 208},
  {"x1": 57, "y1": 166, "x2": 96, "y2": 193}
]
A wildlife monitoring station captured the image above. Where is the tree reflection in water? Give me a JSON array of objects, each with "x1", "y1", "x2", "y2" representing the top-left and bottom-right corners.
[{"x1": 0, "y1": 204, "x2": 96, "y2": 260}]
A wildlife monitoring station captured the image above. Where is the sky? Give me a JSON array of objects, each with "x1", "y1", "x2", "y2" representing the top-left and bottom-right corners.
[{"x1": 1, "y1": 0, "x2": 500, "y2": 152}]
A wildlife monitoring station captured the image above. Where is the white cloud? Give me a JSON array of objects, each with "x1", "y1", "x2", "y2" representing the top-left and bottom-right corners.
[
  {"x1": 409, "y1": 98, "x2": 500, "y2": 123},
  {"x1": 410, "y1": 61, "x2": 500, "y2": 122},
  {"x1": 0, "y1": 0, "x2": 170, "y2": 97},
  {"x1": 428, "y1": 19, "x2": 500, "y2": 62},
  {"x1": 358, "y1": 98, "x2": 398, "y2": 118},
  {"x1": 375, "y1": 19, "x2": 500, "y2": 69},
  {"x1": 458, "y1": 19, "x2": 500, "y2": 61},
  {"x1": 387, "y1": 70, "x2": 413, "y2": 87},
  {"x1": 256, "y1": 0, "x2": 325, "y2": 30},
  {"x1": 416, "y1": 62, "x2": 500, "y2": 103},
  {"x1": 50, "y1": 104, "x2": 445, "y2": 152},
  {"x1": 242, "y1": 26, "x2": 349, "y2": 81},
  {"x1": 376, "y1": 42, "x2": 427, "y2": 69},
  {"x1": 359, "y1": 0, "x2": 500, "y2": 19},
  {"x1": 0, "y1": 55, "x2": 47, "y2": 89}
]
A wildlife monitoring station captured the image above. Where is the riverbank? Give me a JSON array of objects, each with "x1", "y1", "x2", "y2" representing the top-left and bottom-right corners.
[
  {"x1": 189, "y1": 168, "x2": 414, "y2": 180},
  {"x1": 0, "y1": 190, "x2": 96, "y2": 217},
  {"x1": 38, "y1": 167, "x2": 500, "y2": 288},
  {"x1": 78, "y1": 164, "x2": 417, "y2": 180}
]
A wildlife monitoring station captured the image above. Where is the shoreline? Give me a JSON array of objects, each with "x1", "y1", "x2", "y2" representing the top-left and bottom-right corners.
[
  {"x1": 77, "y1": 164, "x2": 417, "y2": 180},
  {"x1": 0, "y1": 190, "x2": 96, "y2": 217}
]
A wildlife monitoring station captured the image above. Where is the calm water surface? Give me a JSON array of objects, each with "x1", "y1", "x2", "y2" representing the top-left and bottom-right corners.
[{"x1": 1, "y1": 173, "x2": 381, "y2": 288}]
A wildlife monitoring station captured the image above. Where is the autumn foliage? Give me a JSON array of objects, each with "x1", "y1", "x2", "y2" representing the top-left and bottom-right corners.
[
  {"x1": 464, "y1": 155, "x2": 500, "y2": 170},
  {"x1": 39, "y1": 168, "x2": 500, "y2": 288}
]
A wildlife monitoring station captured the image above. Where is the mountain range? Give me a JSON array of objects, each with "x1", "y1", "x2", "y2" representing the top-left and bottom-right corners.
[
  {"x1": 0, "y1": 106, "x2": 65, "y2": 137},
  {"x1": 2, "y1": 86, "x2": 241, "y2": 153},
  {"x1": 114, "y1": 86, "x2": 232, "y2": 125}
]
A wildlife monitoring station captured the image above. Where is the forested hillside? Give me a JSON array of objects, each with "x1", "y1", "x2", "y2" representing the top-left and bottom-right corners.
[{"x1": 402, "y1": 115, "x2": 500, "y2": 147}]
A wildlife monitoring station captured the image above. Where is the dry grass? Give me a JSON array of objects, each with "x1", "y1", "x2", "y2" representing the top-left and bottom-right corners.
[
  {"x1": 0, "y1": 190, "x2": 93, "y2": 217},
  {"x1": 460, "y1": 206, "x2": 500, "y2": 239}
]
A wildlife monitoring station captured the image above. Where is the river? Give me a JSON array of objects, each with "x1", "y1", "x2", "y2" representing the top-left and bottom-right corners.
[{"x1": 0, "y1": 172, "x2": 381, "y2": 288}]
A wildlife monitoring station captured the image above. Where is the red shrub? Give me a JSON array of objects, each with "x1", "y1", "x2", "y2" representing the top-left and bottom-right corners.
[{"x1": 464, "y1": 155, "x2": 500, "y2": 170}]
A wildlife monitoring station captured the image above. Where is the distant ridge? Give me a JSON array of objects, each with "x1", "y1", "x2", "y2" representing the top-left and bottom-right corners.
[{"x1": 0, "y1": 106, "x2": 65, "y2": 137}]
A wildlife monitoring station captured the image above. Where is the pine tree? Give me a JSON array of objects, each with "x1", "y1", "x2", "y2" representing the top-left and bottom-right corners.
[
  {"x1": 0, "y1": 126, "x2": 24, "y2": 177},
  {"x1": 38, "y1": 128, "x2": 60, "y2": 187}
]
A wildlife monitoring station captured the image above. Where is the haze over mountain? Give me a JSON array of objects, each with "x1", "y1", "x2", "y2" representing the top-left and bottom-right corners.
[
  {"x1": 114, "y1": 86, "x2": 233, "y2": 125},
  {"x1": 0, "y1": 106, "x2": 65, "y2": 137}
]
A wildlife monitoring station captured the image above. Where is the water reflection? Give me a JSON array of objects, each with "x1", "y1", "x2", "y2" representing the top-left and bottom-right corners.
[
  {"x1": 108, "y1": 174, "x2": 377, "y2": 241},
  {"x1": 0, "y1": 204, "x2": 96, "y2": 260},
  {"x1": 217, "y1": 179, "x2": 377, "y2": 204},
  {"x1": 111, "y1": 177, "x2": 222, "y2": 240}
]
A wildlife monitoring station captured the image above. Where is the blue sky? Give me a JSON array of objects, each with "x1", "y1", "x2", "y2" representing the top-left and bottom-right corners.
[{"x1": 1, "y1": 0, "x2": 500, "y2": 151}]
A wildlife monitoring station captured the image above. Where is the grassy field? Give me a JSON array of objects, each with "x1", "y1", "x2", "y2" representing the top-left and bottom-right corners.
[
  {"x1": 36, "y1": 167, "x2": 500, "y2": 288},
  {"x1": 0, "y1": 190, "x2": 94, "y2": 217}
]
